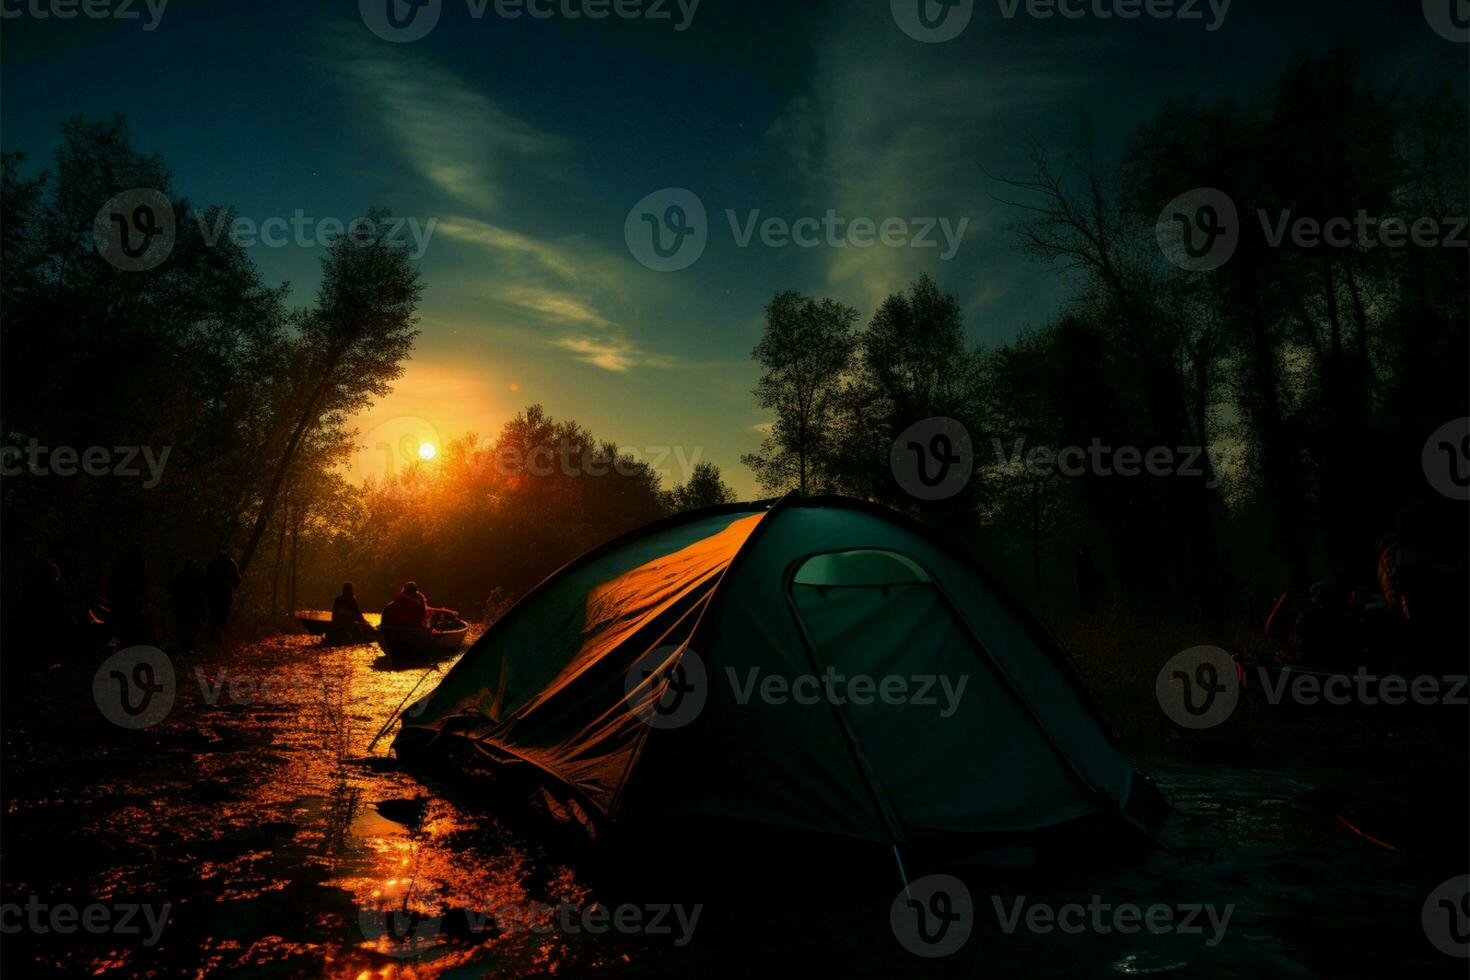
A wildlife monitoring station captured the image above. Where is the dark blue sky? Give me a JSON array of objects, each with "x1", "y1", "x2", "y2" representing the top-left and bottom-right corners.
[{"x1": 3, "y1": 0, "x2": 1463, "y2": 493}]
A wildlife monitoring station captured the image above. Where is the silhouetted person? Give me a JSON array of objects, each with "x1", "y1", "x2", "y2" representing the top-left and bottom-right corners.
[
  {"x1": 169, "y1": 559, "x2": 207, "y2": 655},
  {"x1": 1372, "y1": 508, "x2": 1464, "y2": 671},
  {"x1": 1073, "y1": 546, "x2": 1101, "y2": 615},
  {"x1": 326, "y1": 582, "x2": 373, "y2": 644},
  {"x1": 382, "y1": 581, "x2": 429, "y2": 629},
  {"x1": 382, "y1": 582, "x2": 454, "y2": 630},
  {"x1": 1378, "y1": 508, "x2": 1438, "y2": 624},
  {"x1": 332, "y1": 582, "x2": 369, "y2": 627},
  {"x1": 204, "y1": 551, "x2": 241, "y2": 641},
  {"x1": 1290, "y1": 581, "x2": 1354, "y2": 669},
  {"x1": 108, "y1": 544, "x2": 152, "y2": 646}
]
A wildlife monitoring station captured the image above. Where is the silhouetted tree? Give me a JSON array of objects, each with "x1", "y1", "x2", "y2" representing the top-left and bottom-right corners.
[
  {"x1": 832, "y1": 274, "x2": 986, "y2": 516},
  {"x1": 666, "y1": 461, "x2": 738, "y2": 511},
  {"x1": 0, "y1": 116, "x2": 307, "y2": 630},
  {"x1": 236, "y1": 211, "x2": 422, "y2": 576},
  {"x1": 741, "y1": 291, "x2": 858, "y2": 495}
]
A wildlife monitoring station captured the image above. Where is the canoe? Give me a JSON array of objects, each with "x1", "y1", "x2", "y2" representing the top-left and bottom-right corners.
[
  {"x1": 296, "y1": 610, "x2": 381, "y2": 635},
  {"x1": 298, "y1": 612, "x2": 331, "y2": 636},
  {"x1": 377, "y1": 619, "x2": 469, "y2": 667},
  {"x1": 322, "y1": 622, "x2": 381, "y2": 646}
]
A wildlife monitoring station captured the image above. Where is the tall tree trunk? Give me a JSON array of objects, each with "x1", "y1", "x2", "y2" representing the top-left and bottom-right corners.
[
  {"x1": 270, "y1": 491, "x2": 288, "y2": 623},
  {"x1": 289, "y1": 510, "x2": 300, "y2": 620},
  {"x1": 1244, "y1": 269, "x2": 1310, "y2": 587},
  {"x1": 237, "y1": 347, "x2": 345, "y2": 576}
]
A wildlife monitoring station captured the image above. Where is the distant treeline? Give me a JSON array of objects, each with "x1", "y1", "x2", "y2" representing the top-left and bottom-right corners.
[
  {"x1": 0, "y1": 115, "x2": 736, "y2": 632},
  {"x1": 742, "y1": 45, "x2": 1468, "y2": 620},
  {"x1": 2, "y1": 43, "x2": 1465, "y2": 640}
]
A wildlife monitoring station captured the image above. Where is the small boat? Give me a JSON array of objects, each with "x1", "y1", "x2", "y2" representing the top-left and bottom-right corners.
[
  {"x1": 297, "y1": 610, "x2": 381, "y2": 636},
  {"x1": 298, "y1": 610, "x2": 383, "y2": 647},
  {"x1": 297, "y1": 611, "x2": 332, "y2": 636},
  {"x1": 377, "y1": 616, "x2": 469, "y2": 667}
]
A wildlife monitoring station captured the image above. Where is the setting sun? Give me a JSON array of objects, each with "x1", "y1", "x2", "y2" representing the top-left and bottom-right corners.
[{"x1": 418, "y1": 443, "x2": 436, "y2": 461}]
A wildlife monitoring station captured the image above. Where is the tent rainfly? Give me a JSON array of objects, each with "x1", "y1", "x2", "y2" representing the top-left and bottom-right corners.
[{"x1": 393, "y1": 495, "x2": 1162, "y2": 850}]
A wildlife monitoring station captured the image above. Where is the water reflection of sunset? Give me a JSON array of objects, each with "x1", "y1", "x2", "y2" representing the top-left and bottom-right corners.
[{"x1": 17, "y1": 631, "x2": 639, "y2": 978}]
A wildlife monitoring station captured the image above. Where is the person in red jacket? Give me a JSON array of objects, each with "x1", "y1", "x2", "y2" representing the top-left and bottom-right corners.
[{"x1": 381, "y1": 582, "x2": 455, "y2": 629}]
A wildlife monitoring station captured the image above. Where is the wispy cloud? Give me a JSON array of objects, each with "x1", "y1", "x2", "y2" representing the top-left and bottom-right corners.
[
  {"x1": 436, "y1": 217, "x2": 581, "y2": 278},
  {"x1": 336, "y1": 43, "x2": 565, "y2": 212},
  {"x1": 333, "y1": 36, "x2": 712, "y2": 374},
  {"x1": 498, "y1": 286, "x2": 611, "y2": 328},
  {"x1": 770, "y1": 7, "x2": 1091, "y2": 314},
  {"x1": 554, "y1": 335, "x2": 638, "y2": 372}
]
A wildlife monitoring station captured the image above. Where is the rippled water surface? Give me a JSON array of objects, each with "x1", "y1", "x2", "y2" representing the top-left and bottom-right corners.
[{"x1": 2, "y1": 633, "x2": 1464, "y2": 977}]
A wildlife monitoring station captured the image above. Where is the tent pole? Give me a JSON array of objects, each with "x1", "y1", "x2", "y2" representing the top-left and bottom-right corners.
[
  {"x1": 368, "y1": 663, "x2": 441, "y2": 753},
  {"x1": 892, "y1": 844, "x2": 912, "y2": 902}
]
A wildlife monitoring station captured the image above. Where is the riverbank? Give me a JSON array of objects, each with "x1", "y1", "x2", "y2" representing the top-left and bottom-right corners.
[{"x1": 2, "y1": 630, "x2": 1465, "y2": 976}]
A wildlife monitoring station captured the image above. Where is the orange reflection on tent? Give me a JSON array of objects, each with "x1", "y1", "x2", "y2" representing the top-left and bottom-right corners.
[{"x1": 537, "y1": 512, "x2": 764, "y2": 703}]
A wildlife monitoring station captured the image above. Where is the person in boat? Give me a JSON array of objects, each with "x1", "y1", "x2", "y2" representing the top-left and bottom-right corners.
[
  {"x1": 323, "y1": 582, "x2": 375, "y2": 644},
  {"x1": 381, "y1": 582, "x2": 455, "y2": 630},
  {"x1": 332, "y1": 582, "x2": 370, "y2": 628},
  {"x1": 1289, "y1": 581, "x2": 1354, "y2": 669}
]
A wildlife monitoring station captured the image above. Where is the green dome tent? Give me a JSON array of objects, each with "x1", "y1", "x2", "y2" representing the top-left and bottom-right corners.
[{"x1": 393, "y1": 495, "x2": 1162, "y2": 853}]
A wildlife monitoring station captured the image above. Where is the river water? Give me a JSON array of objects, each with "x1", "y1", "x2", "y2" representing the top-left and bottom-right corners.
[{"x1": 2, "y1": 632, "x2": 1464, "y2": 977}]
